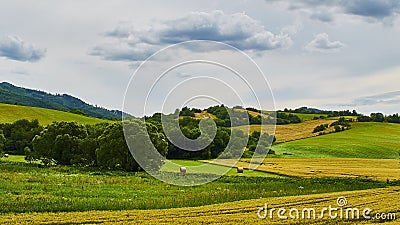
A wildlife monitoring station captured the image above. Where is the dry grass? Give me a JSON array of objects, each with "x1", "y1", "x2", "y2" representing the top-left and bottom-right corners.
[
  {"x1": 192, "y1": 111, "x2": 334, "y2": 144},
  {"x1": 1, "y1": 186, "x2": 399, "y2": 224},
  {"x1": 206, "y1": 158, "x2": 400, "y2": 181},
  {"x1": 234, "y1": 119, "x2": 337, "y2": 143},
  {"x1": 247, "y1": 110, "x2": 270, "y2": 119},
  {"x1": 194, "y1": 109, "x2": 270, "y2": 120},
  {"x1": 194, "y1": 111, "x2": 216, "y2": 119}
]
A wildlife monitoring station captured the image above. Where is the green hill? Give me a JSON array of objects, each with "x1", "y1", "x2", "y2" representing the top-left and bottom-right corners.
[
  {"x1": 0, "y1": 103, "x2": 108, "y2": 125},
  {"x1": 272, "y1": 122, "x2": 400, "y2": 159},
  {"x1": 0, "y1": 82, "x2": 130, "y2": 119}
]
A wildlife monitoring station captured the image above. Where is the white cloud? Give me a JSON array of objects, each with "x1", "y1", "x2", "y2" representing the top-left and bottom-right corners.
[
  {"x1": 90, "y1": 10, "x2": 293, "y2": 61},
  {"x1": 0, "y1": 36, "x2": 46, "y2": 62},
  {"x1": 305, "y1": 33, "x2": 345, "y2": 52}
]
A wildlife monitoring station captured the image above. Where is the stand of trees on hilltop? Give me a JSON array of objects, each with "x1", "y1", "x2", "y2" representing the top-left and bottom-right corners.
[
  {"x1": 282, "y1": 107, "x2": 359, "y2": 117},
  {"x1": 358, "y1": 113, "x2": 400, "y2": 124}
]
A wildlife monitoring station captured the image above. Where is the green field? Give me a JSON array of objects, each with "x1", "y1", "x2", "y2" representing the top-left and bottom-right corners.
[
  {"x1": 5, "y1": 186, "x2": 398, "y2": 224},
  {"x1": 272, "y1": 122, "x2": 400, "y2": 159},
  {"x1": 160, "y1": 159, "x2": 281, "y2": 177},
  {"x1": 0, "y1": 103, "x2": 108, "y2": 125},
  {"x1": 290, "y1": 113, "x2": 328, "y2": 121},
  {"x1": 0, "y1": 160, "x2": 388, "y2": 213}
]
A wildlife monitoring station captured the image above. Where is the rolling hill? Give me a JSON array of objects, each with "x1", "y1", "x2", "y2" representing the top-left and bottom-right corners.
[
  {"x1": 272, "y1": 122, "x2": 400, "y2": 159},
  {"x1": 0, "y1": 82, "x2": 130, "y2": 119},
  {"x1": 0, "y1": 103, "x2": 107, "y2": 125}
]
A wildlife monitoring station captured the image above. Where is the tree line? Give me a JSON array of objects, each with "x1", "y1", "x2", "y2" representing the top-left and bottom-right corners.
[
  {"x1": 0, "y1": 117, "x2": 275, "y2": 171},
  {"x1": 357, "y1": 113, "x2": 400, "y2": 123}
]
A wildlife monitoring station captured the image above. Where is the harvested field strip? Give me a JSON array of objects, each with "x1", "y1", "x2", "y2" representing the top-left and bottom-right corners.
[
  {"x1": 206, "y1": 158, "x2": 400, "y2": 181},
  {"x1": 1, "y1": 187, "x2": 399, "y2": 224}
]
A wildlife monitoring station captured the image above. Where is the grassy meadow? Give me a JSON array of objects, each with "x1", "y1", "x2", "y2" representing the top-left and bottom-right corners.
[
  {"x1": 1, "y1": 186, "x2": 399, "y2": 224},
  {"x1": 0, "y1": 103, "x2": 107, "y2": 125},
  {"x1": 0, "y1": 160, "x2": 388, "y2": 214},
  {"x1": 272, "y1": 122, "x2": 400, "y2": 159},
  {"x1": 160, "y1": 159, "x2": 281, "y2": 177}
]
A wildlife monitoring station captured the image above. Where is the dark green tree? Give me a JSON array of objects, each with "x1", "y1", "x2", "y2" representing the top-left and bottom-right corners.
[
  {"x1": 0, "y1": 131, "x2": 5, "y2": 155},
  {"x1": 370, "y1": 113, "x2": 384, "y2": 122},
  {"x1": 31, "y1": 121, "x2": 87, "y2": 165}
]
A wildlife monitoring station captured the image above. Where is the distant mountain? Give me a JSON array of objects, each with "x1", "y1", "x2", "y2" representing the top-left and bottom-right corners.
[{"x1": 0, "y1": 82, "x2": 131, "y2": 119}]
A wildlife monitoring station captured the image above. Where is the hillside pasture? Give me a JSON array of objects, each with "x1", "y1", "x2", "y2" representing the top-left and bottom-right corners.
[
  {"x1": 0, "y1": 103, "x2": 107, "y2": 125},
  {"x1": 234, "y1": 119, "x2": 336, "y2": 143},
  {"x1": 272, "y1": 122, "x2": 400, "y2": 158}
]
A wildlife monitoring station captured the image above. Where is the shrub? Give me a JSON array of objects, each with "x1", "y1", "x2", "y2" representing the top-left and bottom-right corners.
[{"x1": 313, "y1": 124, "x2": 328, "y2": 133}]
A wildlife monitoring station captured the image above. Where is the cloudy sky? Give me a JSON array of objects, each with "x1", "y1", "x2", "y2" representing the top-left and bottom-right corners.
[{"x1": 0, "y1": 0, "x2": 399, "y2": 116}]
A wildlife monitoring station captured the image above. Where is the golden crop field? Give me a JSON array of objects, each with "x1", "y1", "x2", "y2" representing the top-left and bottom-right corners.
[
  {"x1": 194, "y1": 111, "x2": 216, "y2": 119},
  {"x1": 234, "y1": 119, "x2": 337, "y2": 143},
  {"x1": 246, "y1": 110, "x2": 270, "y2": 118},
  {"x1": 206, "y1": 158, "x2": 400, "y2": 181},
  {"x1": 1, "y1": 186, "x2": 398, "y2": 224}
]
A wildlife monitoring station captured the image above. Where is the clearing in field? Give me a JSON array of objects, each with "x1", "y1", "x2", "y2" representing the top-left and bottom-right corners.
[
  {"x1": 205, "y1": 158, "x2": 400, "y2": 181},
  {"x1": 160, "y1": 159, "x2": 281, "y2": 177},
  {"x1": 283, "y1": 112, "x2": 329, "y2": 121}
]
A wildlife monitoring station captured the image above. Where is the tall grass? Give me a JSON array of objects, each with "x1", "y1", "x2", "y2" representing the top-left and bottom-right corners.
[{"x1": 0, "y1": 161, "x2": 388, "y2": 213}]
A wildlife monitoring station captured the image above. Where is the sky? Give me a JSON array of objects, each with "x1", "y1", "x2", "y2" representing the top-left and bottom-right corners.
[{"x1": 0, "y1": 0, "x2": 399, "y2": 116}]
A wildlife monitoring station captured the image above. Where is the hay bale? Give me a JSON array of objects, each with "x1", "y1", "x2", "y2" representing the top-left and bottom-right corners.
[
  {"x1": 180, "y1": 167, "x2": 186, "y2": 174},
  {"x1": 4, "y1": 154, "x2": 9, "y2": 158},
  {"x1": 237, "y1": 167, "x2": 244, "y2": 173}
]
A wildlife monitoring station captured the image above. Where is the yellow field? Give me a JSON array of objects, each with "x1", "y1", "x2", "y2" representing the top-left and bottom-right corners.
[
  {"x1": 205, "y1": 158, "x2": 400, "y2": 181},
  {"x1": 1, "y1": 187, "x2": 398, "y2": 224},
  {"x1": 193, "y1": 109, "x2": 270, "y2": 120},
  {"x1": 191, "y1": 111, "x2": 336, "y2": 144},
  {"x1": 194, "y1": 111, "x2": 216, "y2": 119},
  {"x1": 234, "y1": 119, "x2": 336, "y2": 143},
  {"x1": 246, "y1": 110, "x2": 270, "y2": 119}
]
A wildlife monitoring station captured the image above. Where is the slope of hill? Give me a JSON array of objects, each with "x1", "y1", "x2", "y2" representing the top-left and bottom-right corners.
[
  {"x1": 272, "y1": 122, "x2": 400, "y2": 159},
  {"x1": 0, "y1": 103, "x2": 107, "y2": 125},
  {"x1": 0, "y1": 82, "x2": 129, "y2": 119},
  {"x1": 233, "y1": 119, "x2": 336, "y2": 143}
]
